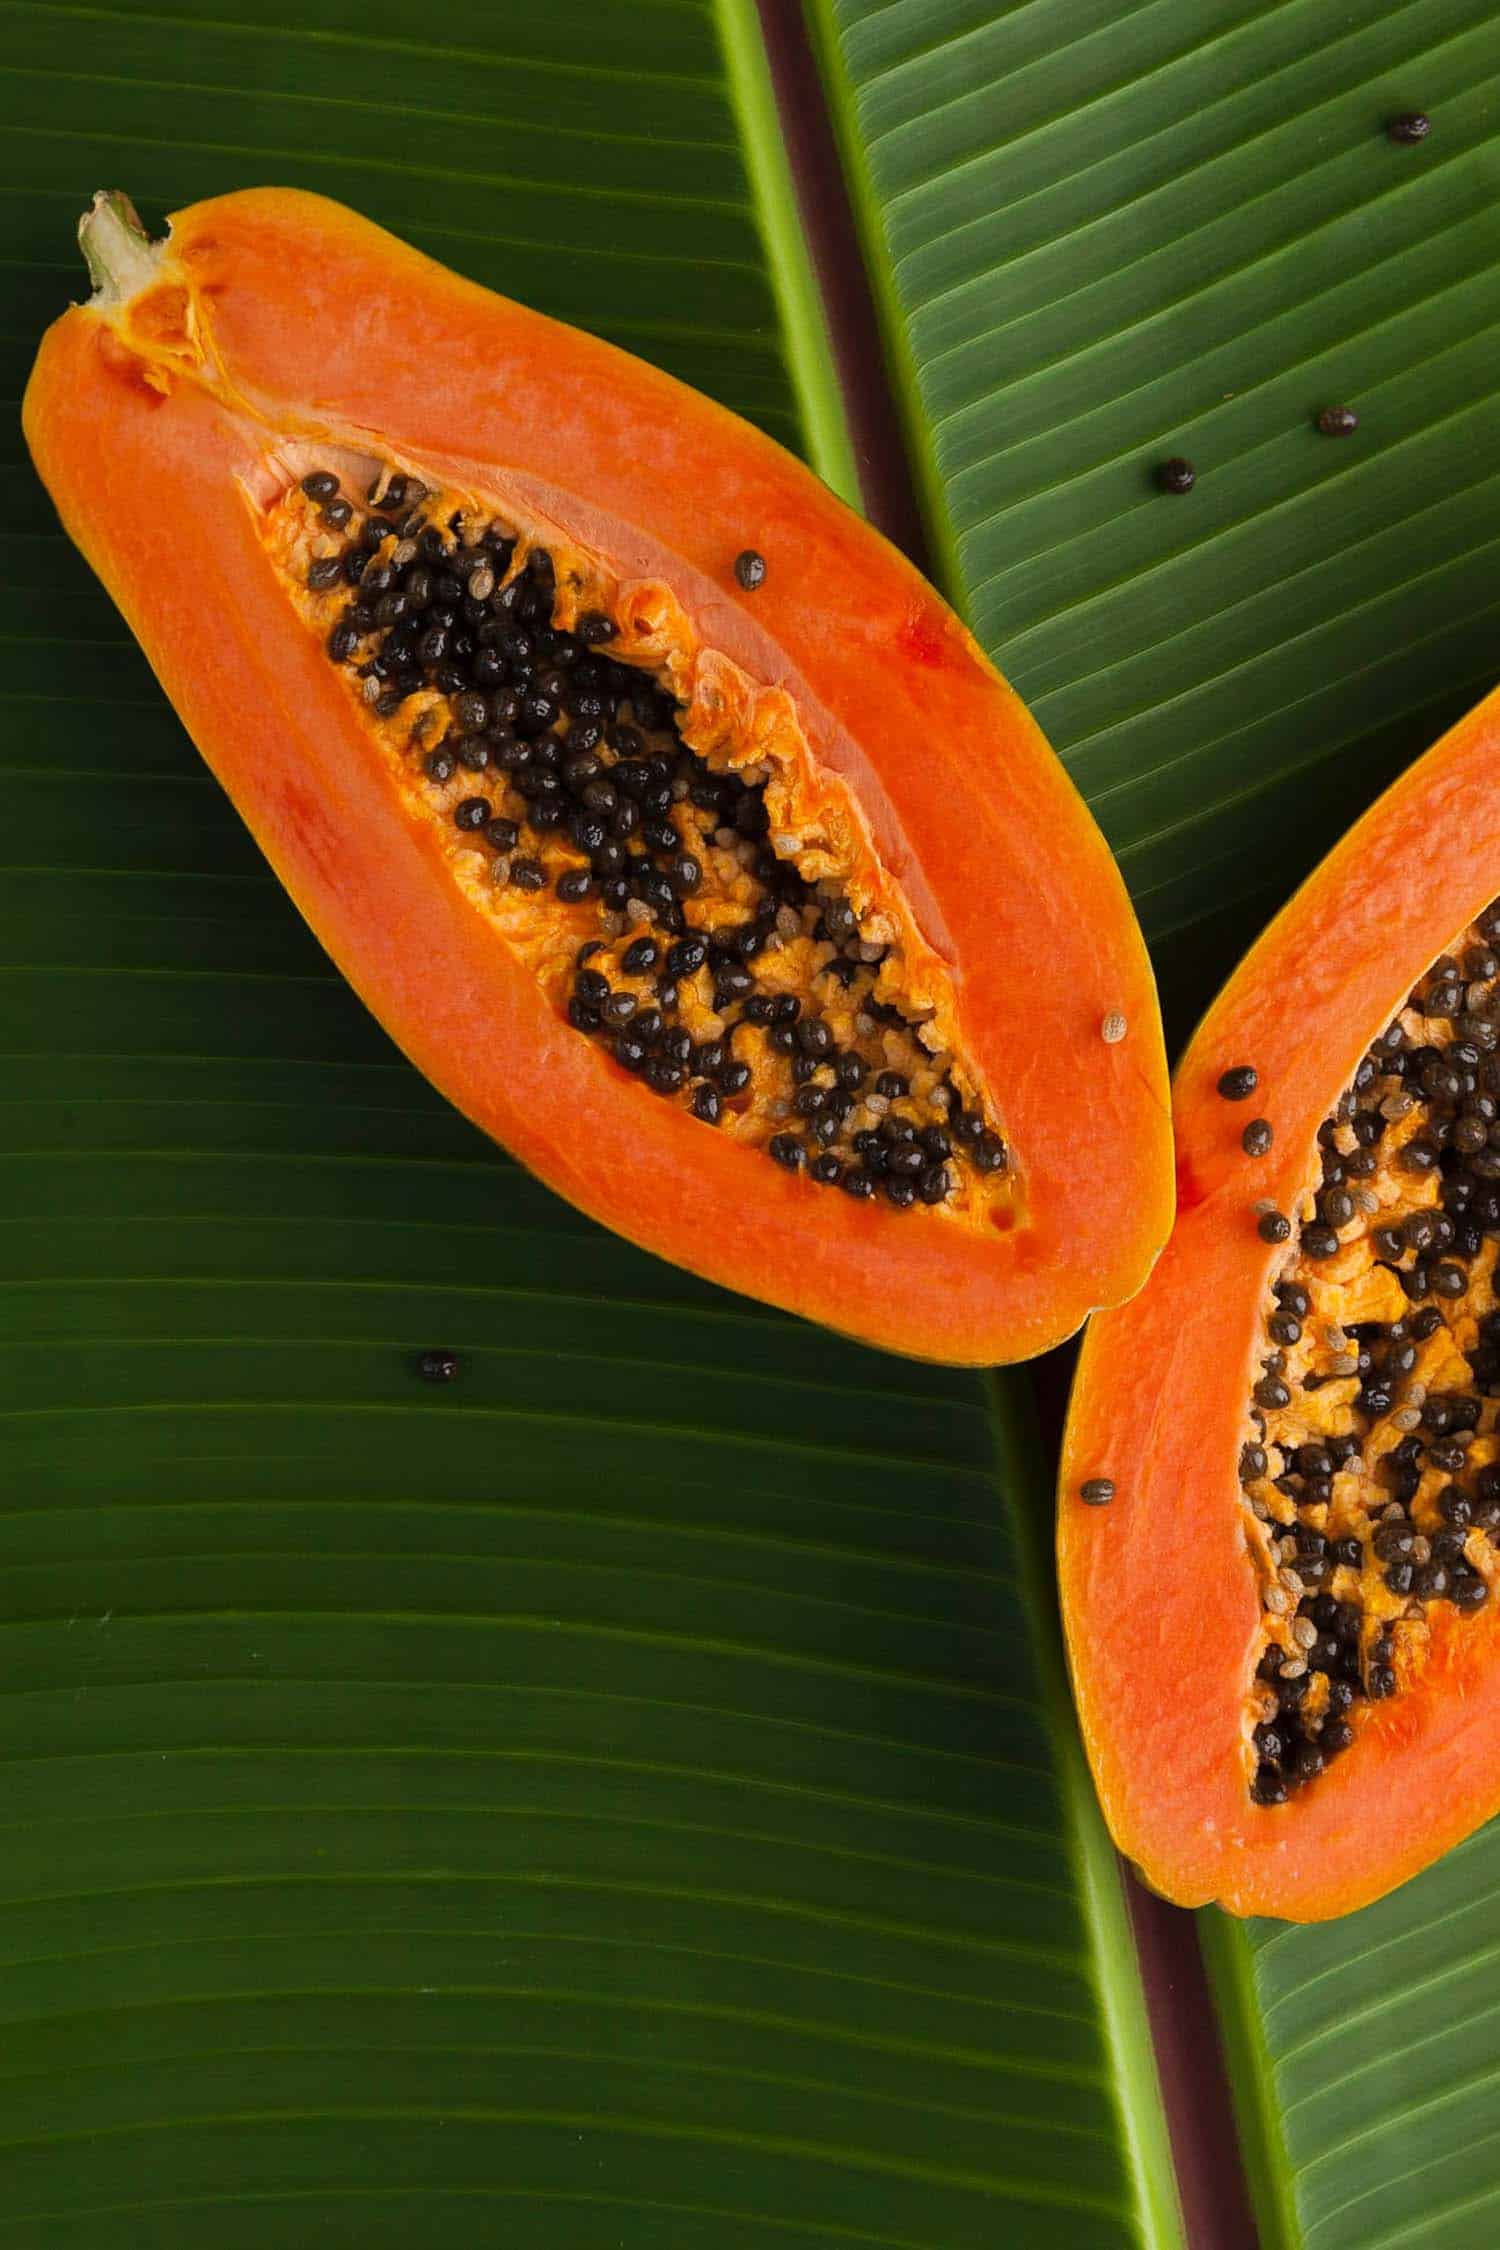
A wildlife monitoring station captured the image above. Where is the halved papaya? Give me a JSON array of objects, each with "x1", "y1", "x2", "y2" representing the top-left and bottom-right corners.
[
  {"x1": 1062, "y1": 680, "x2": 1500, "y2": 1917},
  {"x1": 22, "y1": 187, "x2": 1170, "y2": 1365}
]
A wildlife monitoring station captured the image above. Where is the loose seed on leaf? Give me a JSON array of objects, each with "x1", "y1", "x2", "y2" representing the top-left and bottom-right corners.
[{"x1": 417, "y1": 1348, "x2": 460, "y2": 1383}]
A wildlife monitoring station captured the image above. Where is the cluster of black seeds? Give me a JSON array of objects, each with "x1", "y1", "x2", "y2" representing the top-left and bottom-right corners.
[
  {"x1": 1243, "y1": 904, "x2": 1500, "y2": 1807},
  {"x1": 301, "y1": 468, "x2": 1007, "y2": 1207}
]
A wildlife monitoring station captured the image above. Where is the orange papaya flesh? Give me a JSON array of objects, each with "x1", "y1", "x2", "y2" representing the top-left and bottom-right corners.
[
  {"x1": 1062, "y1": 680, "x2": 1500, "y2": 1918},
  {"x1": 23, "y1": 187, "x2": 1172, "y2": 1366}
]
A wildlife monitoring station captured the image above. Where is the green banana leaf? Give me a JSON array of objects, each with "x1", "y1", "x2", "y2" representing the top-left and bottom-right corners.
[
  {"x1": 1203, "y1": 1831, "x2": 1500, "y2": 2250},
  {"x1": 0, "y1": 2, "x2": 1180, "y2": 2244},
  {"x1": 810, "y1": 0, "x2": 1500, "y2": 1025},
  {"x1": 810, "y1": 0, "x2": 1500, "y2": 2243}
]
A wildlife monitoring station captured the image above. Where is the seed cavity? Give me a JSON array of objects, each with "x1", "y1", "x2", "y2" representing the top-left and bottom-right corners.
[
  {"x1": 1241, "y1": 915, "x2": 1500, "y2": 1806},
  {"x1": 275, "y1": 465, "x2": 1012, "y2": 1219},
  {"x1": 1101, "y1": 1010, "x2": 1128, "y2": 1045}
]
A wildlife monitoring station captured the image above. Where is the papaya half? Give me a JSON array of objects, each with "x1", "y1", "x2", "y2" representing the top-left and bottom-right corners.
[
  {"x1": 22, "y1": 187, "x2": 1170, "y2": 1365},
  {"x1": 1062, "y1": 681, "x2": 1500, "y2": 1918}
]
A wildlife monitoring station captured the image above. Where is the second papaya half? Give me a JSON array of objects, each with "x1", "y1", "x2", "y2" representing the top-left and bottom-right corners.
[
  {"x1": 1064, "y1": 681, "x2": 1500, "y2": 1918},
  {"x1": 23, "y1": 188, "x2": 1170, "y2": 1366}
]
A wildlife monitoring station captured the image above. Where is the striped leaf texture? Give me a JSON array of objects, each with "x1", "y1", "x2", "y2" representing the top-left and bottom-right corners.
[
  {"x1": 0, "y1": 2, "x2": 1177, "y2": 2245},
  {"x1": 810, "y1": 0, "x2": 1500, "y2": 2242},
  {"x1": 1204, "y1": 1826, "x2": 1500, "y2": 2250},
  {"x1": 809, "y1": 0, "x2": 1500, "y2": 1016}
]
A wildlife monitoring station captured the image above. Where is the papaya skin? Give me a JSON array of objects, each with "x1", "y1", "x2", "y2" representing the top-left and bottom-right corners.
[
  {"x1": 23, "y1": 187, "x2": 1171, "y2": 1365},
  {"x1": 1061, "y1": 679, "x2": 1500, "y2": 1918}
]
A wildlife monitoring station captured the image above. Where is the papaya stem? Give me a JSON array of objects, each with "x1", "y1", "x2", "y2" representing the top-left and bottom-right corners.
[{"x1": 78, "y1": 190, "x2": 161, "y2": 306}]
